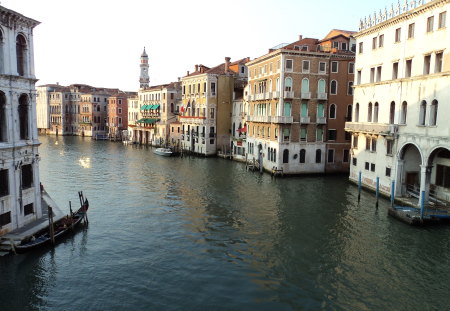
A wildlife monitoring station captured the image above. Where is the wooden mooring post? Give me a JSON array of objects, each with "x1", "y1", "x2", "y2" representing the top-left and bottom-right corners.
[
  {"x1": 390, "y1": 180, "x2": 395, "y2": 207},
  {"x1": 48, "y1": 205, "x2": 55, "y2": 245},
  {"x1": 358, "y1": 171, "x2": 362, "y2": 202},
  {"x1": 375, "y1": 177, "x2": 380, "y2": 208}
]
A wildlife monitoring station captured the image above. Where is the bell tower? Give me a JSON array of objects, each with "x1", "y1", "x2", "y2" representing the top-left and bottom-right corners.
[{"x1": 139, "y1": 47, "x2": 150, "y2": 89}]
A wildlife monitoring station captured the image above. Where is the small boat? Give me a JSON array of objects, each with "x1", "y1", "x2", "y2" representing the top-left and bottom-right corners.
[
  {"x1": 153, "y1": 147, "x2": 173, "y2": 157},
  {"x1": 15, "y1": 199, "x2": 89, "y2": 253}
]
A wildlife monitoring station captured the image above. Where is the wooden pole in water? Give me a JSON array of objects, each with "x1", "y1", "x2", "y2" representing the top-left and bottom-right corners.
[
  {"x1": 420, "y1": 190, "x2": 425, "y2": 221},
  {"x1": 48, "y1": 205, "x2": 55, "y2": 245},
  {"x1": 358, "y1": 171, "x2": 362, "y2": 202},
  {"x1": 376, "y1": 177, "x2": 380, "y2": 208},
  {"x1": 69, "y1": 201, "x2": 73, "y2": 216},
  {"x1": 391, "y1": 180, "x2": 395, "y2": 207}
]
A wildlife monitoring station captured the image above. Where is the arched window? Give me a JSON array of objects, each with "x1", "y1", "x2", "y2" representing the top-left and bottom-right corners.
[
  {"x1": 389, "y1": 101, "x2": 395, "y2": 124},
  {"x1": 16, "y1": 34, "x2": 27, "y2": 77},
  {"x1": 19, "y1": 94, "x2": 29, "y2": 140},
  {"x1": 0, "y1": 29, "x2": 4, "y2": 73},
  {"x1": 268, "y1": 148, "x2": 272, "y2": 161},
  {"x1": 400, "y1": 101, "x2": 407, "y2": 124},
  {"x1": 430, "y1": 100, "x2": 438, "y2": 126},
  {"x1": 367, "y1": 102, "x2": 373, "y2": 122},
  {"x1": 283, "y1": 149, "x2": 289, "y2": 163},
  {"x1": 330, "y1": 80, "x2": 337, "y2": 95},
  {"x1": 419, "y1": 100, "x2": 427, "y2": 125},
  {"x1": 318, "y1": 79, "x2": 326, "y2": 94},
  {"x1": 355, "y1": 103, "x2": 359, "y2": 122},
  {"x1": 299, "y1": 149, "x2": 306, "y2": 163},
  {"x1": 0, "y1": 92, "x2": 6, "y2": 142},
  {"x1": 301, "y1": 78, "x2": 309, "y2": 93},
  {"x1": 373, "y1": 102, "x2": 379, "y2": 123},
  {"x1": 346, "y1": 104, "x2": 352, "y2": 121},
  {"x1": 329, "y1": 104, "x2": 336, "y2": 119},
  {"x1": 273, "y1": 149, "x2": 277, "y2": 162},
  {"x1": 315, "y1": 149, "x2": 322, "y2": 163},
  {"x1": 285, "y1": 77, "x2": 293, "y2": 92}
]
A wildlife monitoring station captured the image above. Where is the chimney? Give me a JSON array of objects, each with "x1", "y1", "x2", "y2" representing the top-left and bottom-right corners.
[
  {"x1": 56, "y1": 82, "x2": 59, "y2": 85},
  {"x1": 187, "y1": 71, "x2": 190, "y2": 76},
  {"x1": 178, "y1": 77, "x2": 181, "y2": 82},
  {"x1": 195, "y1": 64, "x2": 199, "y2": 72},
  {"x1": 299, "y1": 35, "x2": 303, "y2": 41},
  {"x1": 225, "y1": 57, "x2": 231, "y2": 72}
]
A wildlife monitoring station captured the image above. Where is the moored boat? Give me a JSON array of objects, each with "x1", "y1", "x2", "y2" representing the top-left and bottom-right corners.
[
  {"x1": 15, "y1": 199, "x2": 89, "y2": 253},
  {"x1": 153, "y1": 148, "x2": 173, "y2": 157}
]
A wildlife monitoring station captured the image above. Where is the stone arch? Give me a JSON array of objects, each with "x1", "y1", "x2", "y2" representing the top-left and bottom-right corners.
[
  {"x1": 16, "y1": 33, "x2": 28, "y2": 77},
  {"x1": 397, "y1": 142, "x2": 425, "y2": 198}
]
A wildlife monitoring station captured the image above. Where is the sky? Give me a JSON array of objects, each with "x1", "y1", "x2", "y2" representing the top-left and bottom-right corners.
[{"x1": 5, "y1": 0, "x2": 398, "y2": 92}]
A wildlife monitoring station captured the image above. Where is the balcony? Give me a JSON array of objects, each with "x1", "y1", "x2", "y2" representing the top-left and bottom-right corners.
[
  {"x1": 246, "y1": 115, "x2": 271, "y2": 123},
  {"x1": 317, "y1": 116, "x2": 327, "y2": 124},
  {"x1": 246, "y1": 95, "x2": 254, "y2": 101},
  {"x1": 284, "y1": 91, "x2": 294, "y2": 99},
  {"x1": 179, "y1": 116, "x2": 209, "y2": 125},
  {"x1": 272, "y1": 91, "x2": 280, "y2": 99},
  {"x1": 272, "y1": 116, "x2": 293, "y2": 124},
  {"x1": 345, "y1": 122, "x2": 398, "y2": 136},
  {"x1": 301, "y1": 92, "x2": 311, "y2": 99},
  {"x1": 300, "y1": 116, "x2": 311, "y2": 124},
  {"x1": 255, "y1": 93, "x2": 265, "y2": 101},
  {"x1": 317, "y1": 92, "x2": 328, "y2": 100}
]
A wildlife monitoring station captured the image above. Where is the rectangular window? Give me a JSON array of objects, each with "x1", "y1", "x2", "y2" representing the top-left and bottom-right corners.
[
  {"x1": 348, "y1": 82, "x2": 354, "y2": 95},
  {"x1": 21, "y1": 164, "x2": 33, "y2": 189},
  {"x1": 365, "y1": 162, "x2": 370, "y2": 170},
  {"x1": 408, "y1": 23, "x2": 415, "y2": 38},
  {"x1": 327, "y1": 129, "x2": 337, "y2": 141},
  {"x1": 285, "y1": 59, "x2": 293, "y2": 71},
  {"x1": 210, "y1": 108, "x2": 215, "y2": 119},
  {"x1": 386, "y1": 167, "x2": 391, "y2": 177},
  {"x1": 427, "y1": 16, "x2": 434, "y2": 32},
  {"x1": 327, "y1": 149, "x2": 335, "y2": 163},
  {"x1": 435, "y1": 52, "x2": 443, "y2": 73},
  {"x1": 301, "y1": 128, "x2": 307, "y2": 141},
  {"x1": 348, "y1": 62, "x2": 355, "y2": 74},
  {"x1": 331, "y1": 61, "x2": 338, "y2": 73},
  {"x1": 372, "y1": 37, "x2": 377, "y2": 49},
  {"x1": 439, "y1": 11, "x2": 447, "y2": 29},
  {"x1": 352, "y1": 157, "x2": 357, "y2": 166},
  {"x1": 211, "y1": 82, "x2": 216, "y2": 96},
  {"x1": 357, "y1": 70, "x2": 362, "y2": 85},
  {"x1": 424, "y1": 55, "x2": 431, "y2": 75},
  {"x1": 436, "y1": 165, "x2": 450, "y2": 188},
  {"x1": 24, "y1": 203, "x2": 34, "y2": 216},
  {"x1": 405, "y1": 59, "x2": 412, "y2": 78},
  {"x1": 370, "y1": 67, "x2": 375, "y2": 83},
  {"x1": 0, "y1": 169, "x2": 8, "y2": 197},
  {"x1": 333, "y1": 41, "x2": 339, "y2": 49},
  {"x1": 341, "y1": 42, "x2": 348, "y2": 50},
  {"x1": 366, "y1": 137, "x2": 371, "y2": 150},
  {"x1": 395, "y1": 28, "x2": 401, "y2": 42},
  {"x1": 392, "y1": 62, "x2": 399, "y2": 79},
  {"x1": 353, "y1": 135, "x2": 358, "y2": 148},
  {"x1": 302, "y1": 60, "x2": 310, "y2": 73},
  {"x1": 376, "y1": 66, "x2": 382, "y2": 82},
  {"x1": 316, "y1": 127, "x2": 323, "y2": 141},
  {"x1": 371, "y1": 138, "x2": 377, "y2": 152},
  {"x1": 371, "y1": 163, "x2": 376, "y2": 172},
  {"x1": 343, "y1": 149, "x2": 350, "y2": 163},
  {"x1": 359, "y1": 42, "x2": 363, "y2": 54},
  {"x1": 0, "y1": 211, "x2": 11, "y2": 226},
  {"x1": 387, "y1": 140, "x2": 393, "y2": 155},
  {"x1": 379, "y1": 34, "x2": 384, "y2": 47}
]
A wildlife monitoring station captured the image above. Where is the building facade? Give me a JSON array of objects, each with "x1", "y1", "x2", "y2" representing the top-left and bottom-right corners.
[
  {"x1": 246, "y1": 31, "x2": 355, "y2": 174},
  {"x1": 107, "y1": 92, "x2": 128, "y2": 139},
  {"x1": 346, "y1": 0, "x2": 450, "y2": 204},
  {"x1": 0, "y1": 6, "x2": 42, "y2": 234}
]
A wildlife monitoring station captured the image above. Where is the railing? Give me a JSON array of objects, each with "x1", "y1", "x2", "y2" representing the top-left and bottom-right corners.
[
  {"x1": 284, "y1": 91, "x2": 294, "y2": 98},
  {"x1": 246, "y1": 115, "x2": 271, "y2": 123},
  {"x1": 266, "y1": 92, "x2": 272, "y2": 99},
  {"x1": 179, "y1": 116, "x2": 208, "y2": 125},
  {"x1": 316, "y1": 116, "x2": 327, "y2": 124},
  {"x1": 272, "y1": 116, "x2": 293, "y2": 123},
  {"x1": 301, "y1": 92, "x2": 311, "y2": 99},
  {"x1": 272, "y1": 91, "x2": 280, "y2": 99},
  {"x1": 246, "y1": 95, "x2": 254, "y2": 101},
  {"x1": 317, "y1": 92, "x2": 328, "y2": 100},
  {"x1": 300, "y1": 116, "x2": 311, "y2": 124},
  {"x1": 344, "y1": 122, "x2": 397, "y2": 135},
  {"x1": 255, "y1": 93, "x2": 265, "y2": 100}
]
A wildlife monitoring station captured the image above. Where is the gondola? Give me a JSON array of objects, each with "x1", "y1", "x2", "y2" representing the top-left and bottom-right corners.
[{"x1": 15, "y1": 199, "x2": 89, "y2": 253}]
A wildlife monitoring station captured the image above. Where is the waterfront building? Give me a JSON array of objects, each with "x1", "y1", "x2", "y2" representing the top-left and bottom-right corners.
[
  {"x1": 107, "y1": 92, "x2": 129, "y2": 139},
  {"x1": 0, "y1": 6, "x2": 42, "y2": 234},
  {"x1": 180, "y1": 57, "x2": 249, "y2": 156},
  {"x1": 246, "y1": 31, "x2": 355, "y2": 174},
  {"x1": 345, "y1": 0, "x2": 450, "y2": 204},
  {"x1": 127, "y1": 95, "x2": 139, "y2": 142},
  {"x1": 230, "y1": 84, "x2": 249, "y2": 161}
]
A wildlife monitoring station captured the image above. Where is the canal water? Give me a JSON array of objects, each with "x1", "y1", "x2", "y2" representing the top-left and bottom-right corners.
[{"x1": 1, "y1": 136, "x2": 449, "y2": 311}]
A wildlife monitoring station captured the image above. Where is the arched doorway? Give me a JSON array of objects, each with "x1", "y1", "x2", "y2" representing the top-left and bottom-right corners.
[
  {"x1": 427, "y1": 147, "x2": 450, "y2": 204},
  {"x1": 397, "y1": 143, "x2": 423, "y2": 200}
]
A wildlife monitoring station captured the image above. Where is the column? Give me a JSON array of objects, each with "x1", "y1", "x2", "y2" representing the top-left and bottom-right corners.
[
  {"x1": 419, "y1": 165, "x2": 432, "y2": 206},
  {"x1": 395, "y1": 159, "x2": 405, "y2": 196}
]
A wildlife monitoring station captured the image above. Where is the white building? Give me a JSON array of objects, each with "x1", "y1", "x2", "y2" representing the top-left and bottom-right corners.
[
  {"x1": 346, "y1": 0, "x2": 450, "y2": 204},
  {"x1": 0, "y1": 6, "x2": 42, "y2": 234}
]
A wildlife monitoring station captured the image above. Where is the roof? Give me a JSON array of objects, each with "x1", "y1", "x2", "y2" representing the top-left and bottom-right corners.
[
  {"x1": 0, "y1": 5, "x2": 40, "y2": 28},
  {"x1": 184, "y1": 57, "x2": 249, "y2": 78}
]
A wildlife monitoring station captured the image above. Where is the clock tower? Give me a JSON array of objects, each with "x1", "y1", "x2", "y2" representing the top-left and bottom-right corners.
[{"x1": 139, "y1": 47, "x2": 150, "y2": 89}]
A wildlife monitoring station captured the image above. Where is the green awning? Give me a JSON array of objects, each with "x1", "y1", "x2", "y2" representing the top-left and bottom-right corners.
[
  {"x1": 136, "y1": 118, "x2": 159, "y2": 124},
  {"x1": 151, "y1": 104, "x2": 160, "y2": 110},
  {"x1": 140, "y1": 105, "x2": 148, "y2": 110}
]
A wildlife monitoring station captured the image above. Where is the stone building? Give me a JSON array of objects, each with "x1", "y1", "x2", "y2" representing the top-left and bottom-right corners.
[
  {"x1": 0, "y1": 6, "x2": 42, "y2": 234},
  {"x1": 246, "y1": 30, "x2": 355, "y2": 174},
  {"x1": 346, "y1": 0, "x2": 450, "y2": 204},
  {"x1": 107, "y1": 92, "x2": 129, "y2": 139},
  {"x1": 179, "y1": 57, "x2": 249, "y2": 156}
]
